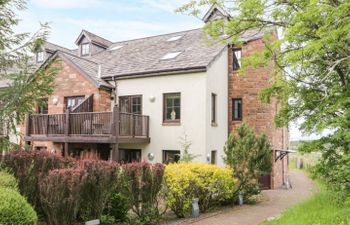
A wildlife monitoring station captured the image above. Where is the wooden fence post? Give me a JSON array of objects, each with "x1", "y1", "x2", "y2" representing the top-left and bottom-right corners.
[{"x1": 25, "y1": 113, "x2": 31, "y2": 138}]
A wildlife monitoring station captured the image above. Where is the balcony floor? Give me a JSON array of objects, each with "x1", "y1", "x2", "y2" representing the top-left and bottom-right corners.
[{"x1": 25, "y1": 135, "x2": 150, "y2": 144}]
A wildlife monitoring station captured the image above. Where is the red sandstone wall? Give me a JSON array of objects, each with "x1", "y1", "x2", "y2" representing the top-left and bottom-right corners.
[{"x1": 228, "y1": 38, "x2": 289, "y2": 189}]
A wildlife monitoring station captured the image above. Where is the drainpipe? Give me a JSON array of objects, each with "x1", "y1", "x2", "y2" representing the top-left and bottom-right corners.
[{"x1": 112, "y1": 76, "x2": 118, "y2": 107}]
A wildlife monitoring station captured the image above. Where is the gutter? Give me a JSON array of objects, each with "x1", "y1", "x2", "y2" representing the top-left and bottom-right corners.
[{"x1": 103, "y1": 66, "x2": 207, "y2": 81}]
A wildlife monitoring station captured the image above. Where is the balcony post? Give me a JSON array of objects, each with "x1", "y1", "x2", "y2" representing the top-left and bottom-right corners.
[
  {"x1": 110, "y1": 106, "x2": 119, "y2": 161},
  {"x1": 65, "y1": 109, "x2": 70, "y2": 136}
]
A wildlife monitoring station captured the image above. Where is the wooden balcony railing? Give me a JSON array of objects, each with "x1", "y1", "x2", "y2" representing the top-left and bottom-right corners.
[{"x1": 25, "y1": 107, "x2": 150, "y2": 143}]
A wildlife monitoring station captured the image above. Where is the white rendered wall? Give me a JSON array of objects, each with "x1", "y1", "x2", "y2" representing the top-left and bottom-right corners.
[
  {"x1": 115, "y1": 72, "x2": 208, "y2": 163},
  {"x1": 205, "y1": 47, "x2": 229, "y2": 166}
]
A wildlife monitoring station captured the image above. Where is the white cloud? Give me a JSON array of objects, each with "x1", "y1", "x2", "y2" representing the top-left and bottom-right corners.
[{"x1": 31, "y1": 0, "x2": 101, "y2": 9}]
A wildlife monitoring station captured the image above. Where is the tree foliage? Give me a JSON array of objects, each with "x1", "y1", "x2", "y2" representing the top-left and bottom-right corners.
[
  {"x1": 0, "y1": 0, "x2": 55, "y2": 150},
  {"x1": 224, "y1": 123, "x2": 272, "y2": 196},
  {"x1": 179, "y1": 0, "x2": 350, "y2": 197}
]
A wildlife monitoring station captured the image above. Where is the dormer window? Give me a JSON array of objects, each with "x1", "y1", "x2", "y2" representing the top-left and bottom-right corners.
[
  {"x1": 81, "y1": 43, "x2": 90, "y2": 56},
  {"x1": 36, "y1": 51, "x2": 44, "y2": 63}
]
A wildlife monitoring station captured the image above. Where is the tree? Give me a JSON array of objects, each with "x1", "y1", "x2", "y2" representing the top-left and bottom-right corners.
[
  {"x1": 0, "y1": 0, "x2": 55, "y2": 150},
  {"x1": 224, "y1": 123, "x2": 272, "y2": 197},
  {"x1": 179, "y1": 0, "x2": 350, "y2": 196},
  {"x1": 178, "y1": 131, "x2": 200, "y2": 163}
]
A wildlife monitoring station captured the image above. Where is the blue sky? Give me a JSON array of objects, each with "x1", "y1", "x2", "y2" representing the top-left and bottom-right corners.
[
  {"x1": 16, "y1": 0, "x2": 203, "y2": 49},
  {"x1": 15, "y1": 0, "x2": 327, "y2": 142}
]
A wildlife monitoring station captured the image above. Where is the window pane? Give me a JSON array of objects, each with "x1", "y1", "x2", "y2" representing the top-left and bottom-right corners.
[
  {"x1": 66, "y1": 96, "x2": 85, "y2": 109},
  {"x1": 81, "y1": 44, "x2": 90, "y2": 55},
  {"x1": 163, "y1": 150, "x2": 180, "y2": 164},
  {"x1": 164, "y1": 93, "x2": 180, "y2": 121},
  {"x1": 211, "y1": 94, "x2": 216, "y2": 123},
  {"x1": 233, "y1": 49, "x2": 242, "y2": 70},
  {"x1": 233, "y1": 98, "x2": 242, "y2": 120}
]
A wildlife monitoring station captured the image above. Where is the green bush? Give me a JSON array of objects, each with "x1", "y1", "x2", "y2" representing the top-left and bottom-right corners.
[
  {"x1": 164, "y1": 163, "x2": 236, "y2": 218},
  {"x1": 0, "y1": 187, "x2": 37, "y2": 225},
  {"x1": 121, "y1": 162, "x2": 165, "y2": 225},
  {"x1": 78, "y1": 160, "x2": 119, "y2": 221},
  {"x1": 0, "y1": 170, "x2": 18, "y2": 190},
  {"x1": 103, "y1": 191, "x2": 130, "y2": 223}
]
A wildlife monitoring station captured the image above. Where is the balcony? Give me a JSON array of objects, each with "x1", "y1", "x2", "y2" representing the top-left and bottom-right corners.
[{"x1": 24, "y1": 107, "x2": 150, "y2": 144}]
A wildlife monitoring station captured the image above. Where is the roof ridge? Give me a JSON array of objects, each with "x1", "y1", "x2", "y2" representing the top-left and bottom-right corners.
[
  {"x1": 45, "y1": 41, "x2": 72, "y2": 51},
  {"x1": 82, "y1": 29, "x2": 113, "y2": 44},
  {"x1": 58, "y1": 50, "x2": 99, "y2": 66},
  {"x1": 110, "y1": 27, "x2": 202, "y2": 45}
]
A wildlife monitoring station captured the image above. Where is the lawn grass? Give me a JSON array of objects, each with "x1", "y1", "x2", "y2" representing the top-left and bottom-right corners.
[{"x1": 261, "y1": 183, "x2": 350, "y2": 225}]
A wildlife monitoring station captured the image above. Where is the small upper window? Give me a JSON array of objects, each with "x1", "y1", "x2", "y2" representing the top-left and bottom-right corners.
[
  {"x1": 36, "y1": 51, "x2": 44, "y2": 63},
  {"x1": 161, "y1": 52, "x2": 182, "y2": 60},
  {"x1": 167, "y1": 36, "x2": 182, "y2": 42},
  {"x1": 232, "y1": 98, "x2": 242, "y2": 121},
  {"x1": 233, "y1": 49, "x2": 242, "y2": 70},
  {"x1": 81, "y1": 43, "x2": 90, "y2": 56}
]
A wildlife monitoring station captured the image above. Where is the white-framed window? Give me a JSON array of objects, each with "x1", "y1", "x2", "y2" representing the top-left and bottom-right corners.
[
  {"x1": 81, "y1": 43, "x2": 90, "y2": 56},
  {"x1": 36, "y1": 51, "x2": 44, "y2": 63}
]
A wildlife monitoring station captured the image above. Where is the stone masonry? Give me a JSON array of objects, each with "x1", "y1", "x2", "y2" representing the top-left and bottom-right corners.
[
  {"x1": 228, "y1": 37, "x2": 289, "y2": 189},
  {"x1": 29, "y1": 59, "x2": 112, "y2": 154}
]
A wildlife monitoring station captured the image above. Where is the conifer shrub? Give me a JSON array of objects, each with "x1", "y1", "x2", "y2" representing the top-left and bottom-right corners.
[
  {"x1": 0, "y1": 187, "x2": 37, "y2": 225},
  {"x1": 164, "y1": 163, "x2": 236, "y2": 218}
]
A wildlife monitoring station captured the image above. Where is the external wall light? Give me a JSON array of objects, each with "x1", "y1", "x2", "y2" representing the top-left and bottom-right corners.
[{"x1": 52, "y1": 97, "x2": 59, "y2": 105}]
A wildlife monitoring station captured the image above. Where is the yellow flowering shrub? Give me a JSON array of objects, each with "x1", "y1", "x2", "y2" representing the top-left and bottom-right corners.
[{"x1": 164, "y1": 163, "x2": 237, "y2": 218}]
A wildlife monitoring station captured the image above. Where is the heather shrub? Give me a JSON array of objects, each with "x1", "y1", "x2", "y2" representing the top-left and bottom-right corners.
[
  {"x1": 121, "y1": 162, "x2": 165, "y2": 225},
  {"x1": 39, "y1": 168, "x2": 87, "y2": 225},
  {"x1": 0, "y1": 150, "x2": 74, "y2": 212},
  {"x1": 0, "y1": 187, "x2": 37, "y2": 225},
  {"x1": 78, "y1": 160, "x2": 119, "y2": 221},
  {"x1": 0, "y1": 170, "x2": 18, "y2": 190},
  {"x1": 164, "y1": 163, "x2": 236, "y2": 218}
]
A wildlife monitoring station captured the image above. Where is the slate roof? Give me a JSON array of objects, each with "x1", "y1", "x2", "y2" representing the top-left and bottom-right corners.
[
  {"x1": 86, "y1": 28, "x2": 268, "y2": 79},
  {"x1": 16, "y1": 26, "x2": 269, "y2": 90},
  {"x1": 44, "y1": 42, "x2": 73, "y2": 54},
  {"x1": 54, "y1": 51, "x2": 113, "y2": 89}
]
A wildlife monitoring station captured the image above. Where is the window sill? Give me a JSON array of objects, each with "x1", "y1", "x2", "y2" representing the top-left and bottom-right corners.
[
  {"x1": 162, "y1": 122, "x2": 181, "y2": 126},
  {"x1": 211, "y1": 122, "x2": 218, "y2": 127}
]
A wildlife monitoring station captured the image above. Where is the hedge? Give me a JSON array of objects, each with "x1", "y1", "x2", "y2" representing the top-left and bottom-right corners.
[{"x1": 165, "y1": 163, "x2": 237, "y2": 218}]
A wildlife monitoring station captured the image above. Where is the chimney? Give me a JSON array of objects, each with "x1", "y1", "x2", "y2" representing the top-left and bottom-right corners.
[{"x1": 98, "y1": 64, "x2": 102, "y2": 78}]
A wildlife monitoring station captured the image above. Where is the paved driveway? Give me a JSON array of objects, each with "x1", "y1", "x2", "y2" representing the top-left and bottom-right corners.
[{"x1": 179, "y1": 170, "x2": 317, "y2": 225}]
